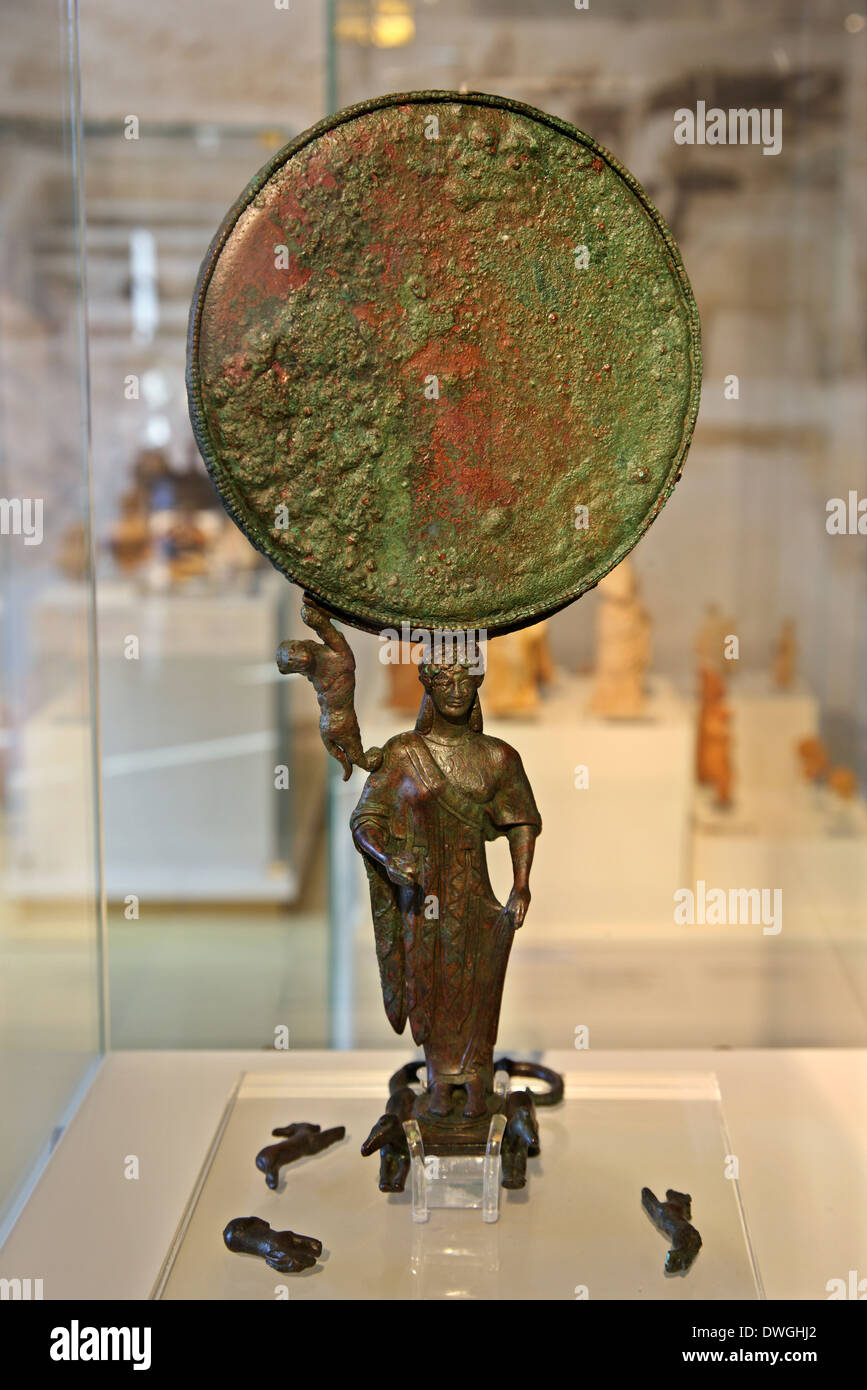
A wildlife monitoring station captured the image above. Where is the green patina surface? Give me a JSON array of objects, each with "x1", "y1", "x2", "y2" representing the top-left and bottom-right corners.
[{"x1": 188, "y1": 91, "x2": 701, "y2": 635}]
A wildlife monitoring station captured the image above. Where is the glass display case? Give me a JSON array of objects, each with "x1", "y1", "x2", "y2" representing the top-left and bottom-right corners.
[
  {"x1": 0, "y1": 0, "x2": 103, "y2": 1244},
  {"x1": 0, "y1": 0, "x2": 864, "y2": 1315}
]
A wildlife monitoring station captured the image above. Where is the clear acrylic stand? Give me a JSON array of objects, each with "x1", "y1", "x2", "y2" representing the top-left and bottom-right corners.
[
  {"x1": 403, "y1": 1113, "x2": 508, "y2": 1223},
  {"x1": 402, "y1": 1068, "x2": 510, "y2": 1224}
]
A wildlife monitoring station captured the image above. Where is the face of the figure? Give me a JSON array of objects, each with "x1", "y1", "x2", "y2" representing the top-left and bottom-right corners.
[
  {"x1": 290, "y1": 644, "x2": 313, "y2": 672},
  {"x1": 423, "y1": 664, "x2": 481, "y2": 722}
]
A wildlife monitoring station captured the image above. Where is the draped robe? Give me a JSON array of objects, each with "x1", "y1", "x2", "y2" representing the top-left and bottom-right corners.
[{"x1": 350, "y1": 730, "x2": 541, "y2": 1084}]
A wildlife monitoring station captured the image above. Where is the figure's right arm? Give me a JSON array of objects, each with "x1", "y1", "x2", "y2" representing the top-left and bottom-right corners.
[
  {"x1": 352, "y1": 816, "x2": 417, "y2": 889},
  {"x1": 351, "y1": 816, "x2": 389, "y2": 867}
]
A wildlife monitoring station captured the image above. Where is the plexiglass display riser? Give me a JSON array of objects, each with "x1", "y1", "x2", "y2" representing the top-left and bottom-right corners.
[{"x1": 155, "y1": 1068, "x2": 761, "y2": 1301}]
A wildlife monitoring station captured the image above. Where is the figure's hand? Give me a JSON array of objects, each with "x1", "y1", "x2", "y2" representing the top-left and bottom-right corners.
[
  {"x1": 300, "y1": 598, "x2": 329, "y2": 632},
  {"x1": 386, "y1": 852, "x2": 418, "y2": 890},
  {"x1": 503, "y1": 885, "x2": 531, "y2": 930}
]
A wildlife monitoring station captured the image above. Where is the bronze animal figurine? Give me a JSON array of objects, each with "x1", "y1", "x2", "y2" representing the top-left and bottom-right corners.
[
  {"x1": 501, "y1": 1090, "x2": 539, "y2": 1190},
  {"x1": 276, "y1": 598, "x2": 381, "y2": 779},
  {"x1": 255, "y1": 1122, "x2": 345, "y2": 1190},
  {"x1": 222, "y1": 1216, "x2": 322, "y2": 1273},
  {"x1": 641, "y1": 1187, "x2": 702, "y2": 1274},
  {"x1": 360, "y1": 1086, "x2": 417, "y2": 1193}
]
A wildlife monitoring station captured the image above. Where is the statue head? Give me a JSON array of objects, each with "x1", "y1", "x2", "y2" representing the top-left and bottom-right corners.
[
  {"x1": 416, "y1": 657, "x2": 484, "y2": 733},
  {"x1": 276, "y1": 639, "x2": 313, "y2": 675}
]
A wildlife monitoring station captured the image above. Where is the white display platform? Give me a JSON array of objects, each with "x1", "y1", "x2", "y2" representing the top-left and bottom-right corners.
[
  {"x1": 730, "y1": 677, "x2": 820, "y2": 800},
  {"x1": 353, "y1": 674, "x2": 693, "y2": 939},
  {"x1": 155, "y1": 1067, "x2": 760, "y2": 1301},
  {"x1": 691, "y1": 679, "x2": 867, "y2": 939}
]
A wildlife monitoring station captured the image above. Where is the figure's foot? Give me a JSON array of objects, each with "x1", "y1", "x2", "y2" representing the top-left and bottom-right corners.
[
  {"x1": 378, "y1": 1148, "x2": 410, "y2": 1193},
  {"x1": 428, "y1": 1081, "x2": 453, "y2": 1116},
  {"x1": 463, "y1": 1076, "x2": 487, "y2": 1119}
]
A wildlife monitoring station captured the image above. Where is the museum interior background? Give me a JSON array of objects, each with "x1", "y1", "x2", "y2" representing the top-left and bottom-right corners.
[{"x1": 0, "y1": 0, "x2": 864, "y2": 1241}]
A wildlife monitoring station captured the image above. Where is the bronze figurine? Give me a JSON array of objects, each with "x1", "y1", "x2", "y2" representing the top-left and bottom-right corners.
[
  {"x1": 188, "y1": 90, "x2": 701, "y2": 1203},
  {"x1": 276, "y1": 598, "x2": 380, "y2": 780},
  {"x1": 351, "y1": 651, "x2": 540, "y2": 1123},
  {"x1": 641, "y1": 1187, "x2": 703, "y2": 1274},
  {"x1": 222, "y1": 1217, "x2": 322, "y2": 1273},
  {"x1": 255, "y1": 1122, "x2": 345, "y2": 1190},
  {"x1": 360, "y1": 1083, "x2": 417, "y2": 1193},
  {"x1": 361, "y1": 1060, "x2": 551, "y2": 1193},
  {"x1": 501, "y1": 1091, "x2": 540, "y2": 1190}
]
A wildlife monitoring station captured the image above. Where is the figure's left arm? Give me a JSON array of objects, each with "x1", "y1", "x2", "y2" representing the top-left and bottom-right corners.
[
  {"x1": 488, "y1": 741, "x2": 542, "y2": 929},
  {"x1": 504, "y1": 823, "x2": 537, "y2": 929}
]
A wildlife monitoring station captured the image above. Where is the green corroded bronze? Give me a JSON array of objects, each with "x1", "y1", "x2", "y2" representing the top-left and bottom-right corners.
[{"x1": 188, "y1": 91, "x2": 701, "y2": 636}]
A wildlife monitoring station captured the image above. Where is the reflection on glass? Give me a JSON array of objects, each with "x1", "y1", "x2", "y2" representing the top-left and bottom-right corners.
[
  {"x1": 0, "y1": 0, "x2": 103, "y2": 1238},
  {"x1": 84, "y1": 112, "x2": 331, "y2": 1045}
]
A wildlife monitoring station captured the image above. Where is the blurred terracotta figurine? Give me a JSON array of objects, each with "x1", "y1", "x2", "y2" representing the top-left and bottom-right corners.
[
  {"x1": 484, "y1": 621, "x2": 556, "y2": 717},
  {"x1": 797, "y1": 735, "x2": 829, "y2": 784},
  {"x1": 587, "y1": 559, "x2": 651, "y2": 718},
  {"x1": 109, "y1": 489, "x2": 151, "y2": 575},
  {"x1": 56, "y1": 521, "x2": 89, "y2": 582},
  {"x1": 165, "y1": 507, "x2": 209, "y2": 583},
  {"x1": 827, "y1": 766, "x2": 857, "y2": 801},
  {"x1": 695, "y1": 602, "x2": 736, "y2": 677},
  {"x1": 697, "y1": 667, "x2": 732, "y2": 807},
  {"x1": 827, "y1": 766, "x2": 859, "y2": 833},
  {"x1": 773, "y1": 619, "x2": 798, "y2": 689},
  {"x1": 276, "y1": 598, "x2": 381, "y2": 779}
]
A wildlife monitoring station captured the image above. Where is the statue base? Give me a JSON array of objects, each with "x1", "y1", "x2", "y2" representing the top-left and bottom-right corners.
[
  {"x1": 360, "y1": 1057, "x2": 564, "y2": 1197},
  {"x1": 412, "y1": 1087, "x2": 507, "y2": 1155}
]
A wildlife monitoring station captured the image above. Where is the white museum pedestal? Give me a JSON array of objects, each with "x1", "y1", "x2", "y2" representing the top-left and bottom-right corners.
[{"x1": 692, "y1": 675, "x2": 867, "y2": 935}]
